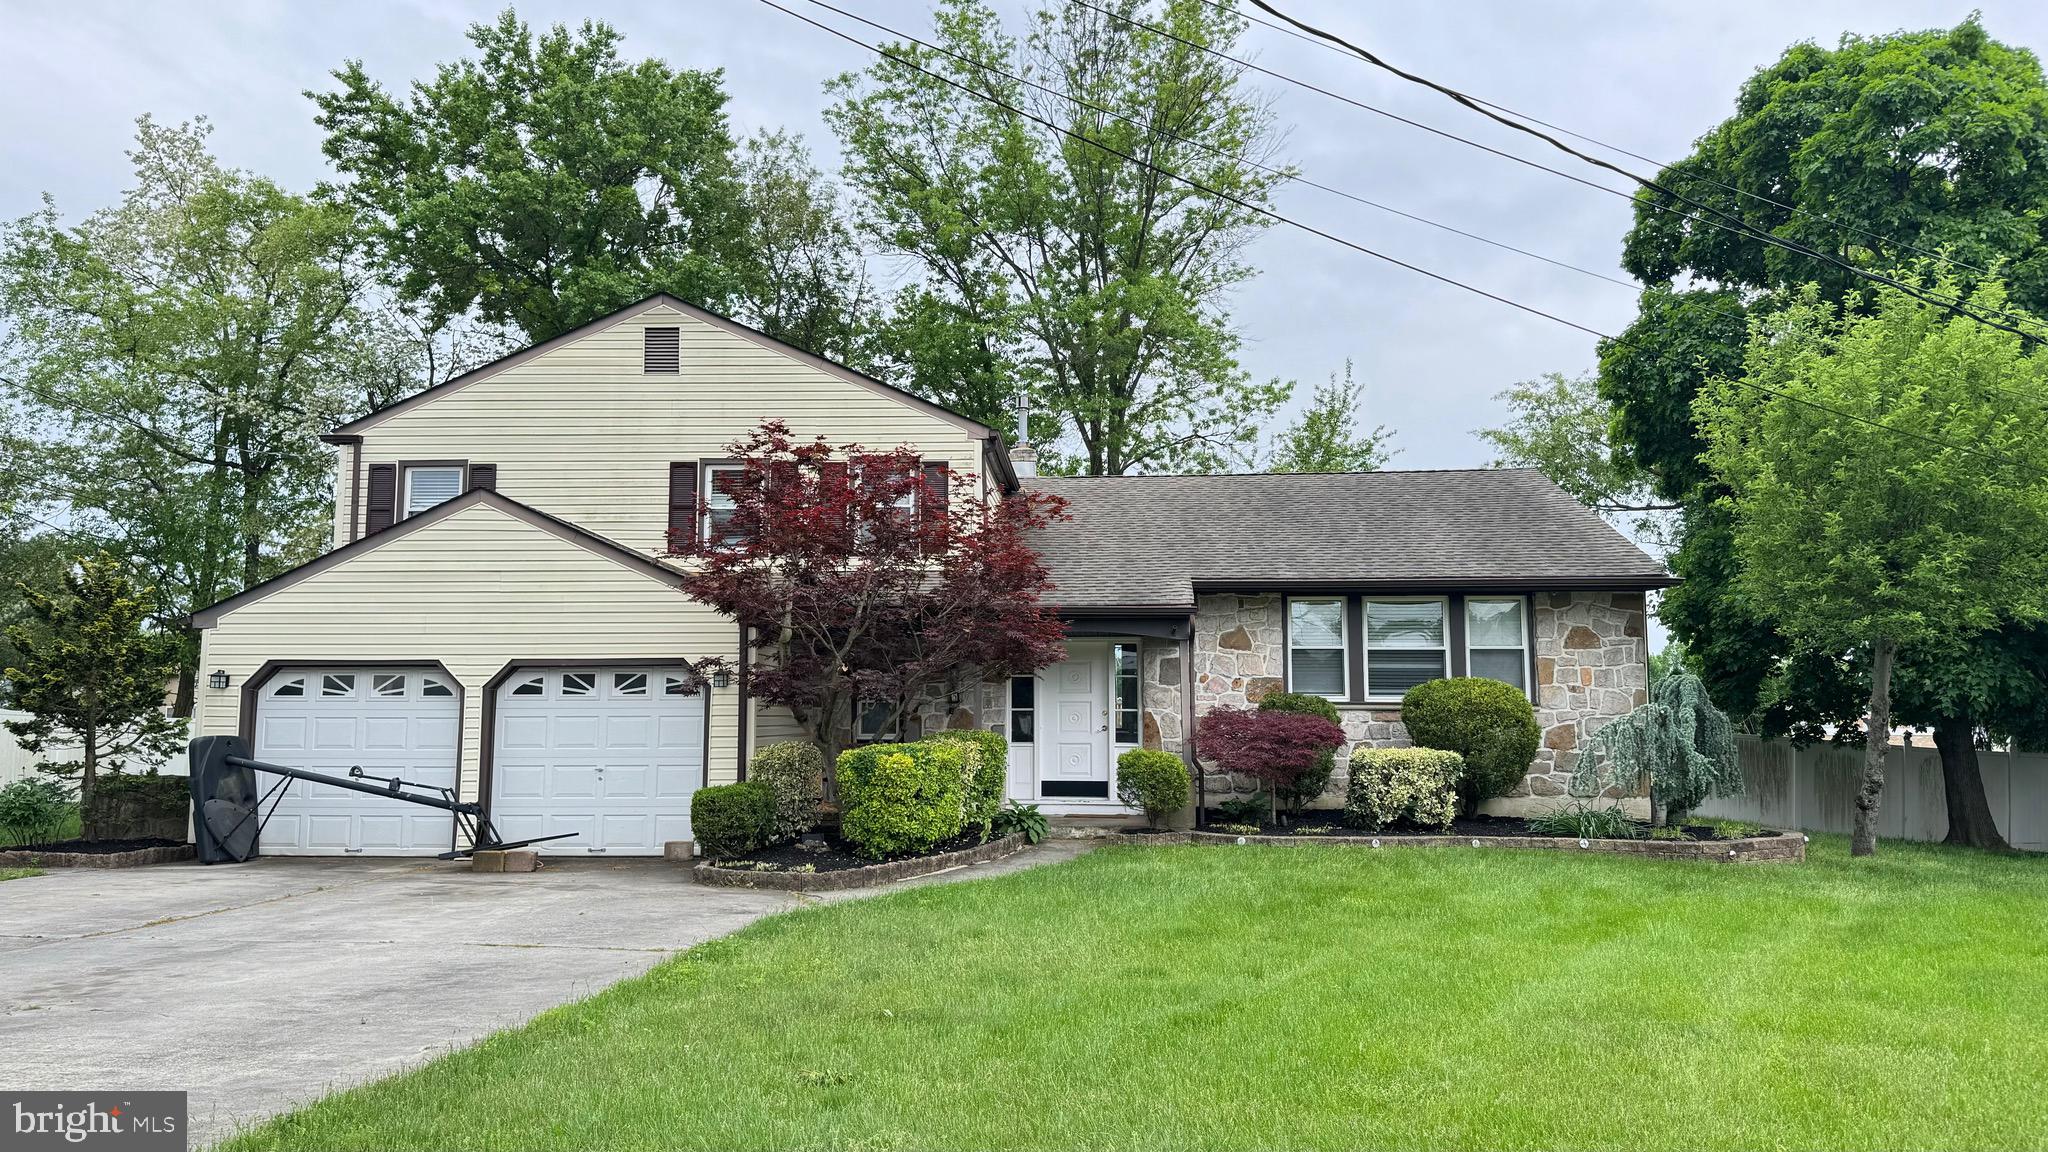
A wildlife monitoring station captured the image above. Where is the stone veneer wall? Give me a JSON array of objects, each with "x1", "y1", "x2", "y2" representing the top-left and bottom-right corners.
[{"x1": 1187, "y1": 591, "x2": 1649, "y2": 813}]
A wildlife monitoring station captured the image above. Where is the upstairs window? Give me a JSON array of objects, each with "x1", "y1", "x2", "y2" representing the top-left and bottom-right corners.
[
  {"x1": 643, "y1": 326, "x2": 680, "y2": 373},
  {"x1": 703, "y1": 464, "x2": 746, "y2": 547},
  {"x1": 404, "y1": 465, "x2": 465, "y2": 518},
  {"x1": 1365, "y1": 599, "x2": 1448, "y2": 699}
]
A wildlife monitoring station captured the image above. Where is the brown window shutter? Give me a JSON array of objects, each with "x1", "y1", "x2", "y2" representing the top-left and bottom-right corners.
[
  {"x1": 644, "y1": 327, "x2": 681, "y2": 373},
  {"x1": 668, "y1": 462, "x2": 699, "y2": 549},
  {"x1": 922, "y1": 462, "x2": 949, "y2": 521},
  {"x1": 365, "y1": 463, "x2": 397, "y2": 533},
  {"x1": 469, "y1": 463, "x2": 497, "y2": 491}
]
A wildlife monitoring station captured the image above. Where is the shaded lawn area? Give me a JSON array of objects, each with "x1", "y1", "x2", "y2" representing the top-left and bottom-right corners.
[
  {"x1": 0, "y1": 866, "x2": 43, "y2": 881},
  {"x1": 221, "y1": 837, "x2": 2048, "y2": 1151}
]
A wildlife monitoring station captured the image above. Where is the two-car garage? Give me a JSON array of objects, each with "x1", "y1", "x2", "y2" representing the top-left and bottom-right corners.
[{"x1": 249, "y1": 663, "x2": 707, "y2": 857}]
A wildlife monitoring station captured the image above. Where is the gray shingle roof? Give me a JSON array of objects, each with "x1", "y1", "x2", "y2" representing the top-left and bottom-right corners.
[{"x1": 1023, "y1": 468, "x2": 1673, "y2": 610}]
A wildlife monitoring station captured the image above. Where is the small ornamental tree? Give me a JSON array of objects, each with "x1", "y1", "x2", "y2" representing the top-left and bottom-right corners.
[
  {"x1": 672, "y1": 421, "x2": 1069, "y2": 786},
  {"x1": 1195, "y1": 706, "x2": 1345, "y2": 824},
  {"x1": 1572, "y1": 670, "x2": 1741, "y2": 826},
  {"x1": 2, "y1": 553, "x2": 184, "y2": 840}
]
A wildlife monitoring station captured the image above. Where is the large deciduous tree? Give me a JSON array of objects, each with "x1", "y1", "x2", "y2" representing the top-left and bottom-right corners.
[
  {"x1": 671, "y1": 421, "x2": 1069, "y2": 777},
  {"x1": 2, "y1": 554, "x2": 185, "y2": 839},
  {"x1": 0, "y1": 118, "x2": 441, "y2": 712},
  {"x1": 1589, "y1": 18, "x2": 2048, "y2": 848},
  {"x1": 313, "y1": 9, "x2": 754, "y2": 343},
  {"x1": 1694, "y1": 278, "x2": 2048, "y2": 855},
  {"x1": 826, "y1": 0, "x2": 1291, "y2": 474},
  {"x1": 1265, "y1": 362, "x2": 1397, "y2": 474}
]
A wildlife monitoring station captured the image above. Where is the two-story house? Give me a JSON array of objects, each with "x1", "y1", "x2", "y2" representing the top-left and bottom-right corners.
[{"x1": 189, "y1": 294, "x2": 1673, "y2": 856}]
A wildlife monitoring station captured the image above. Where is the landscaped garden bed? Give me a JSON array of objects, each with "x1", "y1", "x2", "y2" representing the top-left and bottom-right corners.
[
  {"x1": 694, "y1": 831, "x2": 1027, "y2": 891},
  {"x1": 0, "y1": 836, "x2": 194, "y2": 868}
]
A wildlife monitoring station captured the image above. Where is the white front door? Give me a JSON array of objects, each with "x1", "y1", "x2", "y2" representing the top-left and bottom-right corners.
[
  {"x1": 252, "y1": 667, "x2": 461, "y2": 856},
  {"x1": 1038, "y1": 641, "x2": 1112, "y2": 801},
  {"x1": 491, "y1": 667, "x2": 706, "y2": 856}
]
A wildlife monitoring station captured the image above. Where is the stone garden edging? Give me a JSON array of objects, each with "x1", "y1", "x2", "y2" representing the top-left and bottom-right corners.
[
  {"x1": 692, "y1": 832, "x2": 1029, "y2": 891},
  {"x1": 0, "y1": 843, "x2": 197, "y2": 869},
  {"x1": 1113, "y1": 829, "x2": 1806, "y2": 863}
]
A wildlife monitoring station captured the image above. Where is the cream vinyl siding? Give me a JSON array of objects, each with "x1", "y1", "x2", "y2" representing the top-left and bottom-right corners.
[
  {"x1": 194, "y1": 501, "x2": 745, "y2": 800},
  {"x1": 329, "y1": 440, "x2": 355, "y2": 549},
  {"x1": 751, "y1": 704, "x2": 810, "y2": 760},
  {"x1": 347, "y1": 304, "x2": 990, "y2": 555}
]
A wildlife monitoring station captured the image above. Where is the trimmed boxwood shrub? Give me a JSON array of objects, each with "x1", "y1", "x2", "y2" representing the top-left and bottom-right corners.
[
  {"x1": 837, "y1": 741, "x2": 967, "y2": 859},
  {"x1": 1257, "y1": 691, "x2": 1345, "y2": 810},
  {"x1": 692, "y1": 780, "x2": 775, "y2": 860},
  {"x1": 927, "y1": 728, "x2": 1007, "y2": 838},
  {"x1": 747, "y1": 740, "x2": 823, "y2": 844},
  {"x1": 1400, "y1": 677, "x2": 1542, "y2": 811},
  {"x1": 1115, "y1": 749, "x2": 1189, "y2": 828},
  {"x1": 1345, "y1": 747, "x2": 1462, "y2": 831}
]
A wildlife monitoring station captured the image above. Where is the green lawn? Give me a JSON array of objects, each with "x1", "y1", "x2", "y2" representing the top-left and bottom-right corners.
[
  {"x1": 0, "y1": 866, "x2": 42, "y2": 881},
  {"x1": 221, "y1": 837, "x2": 2048, "y2": 1152}
]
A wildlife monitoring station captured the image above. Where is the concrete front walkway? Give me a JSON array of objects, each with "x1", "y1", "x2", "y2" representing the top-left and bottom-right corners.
[{"x1": 0, "y1": 843, "x2": 1084, "y2": 1146}]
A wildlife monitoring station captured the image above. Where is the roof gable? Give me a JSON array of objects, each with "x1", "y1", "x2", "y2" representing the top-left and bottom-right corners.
[
  {"x1": 190, "y1": 489, "x2": 686, "y2": 629},
  {"x1": 326, "y1": 294, "x2": 996, "y2": 442}
]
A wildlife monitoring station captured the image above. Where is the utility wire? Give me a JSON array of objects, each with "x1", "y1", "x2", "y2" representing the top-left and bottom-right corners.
[
  {"x1": 1199, "y1": 0, "x2": 2000, "y2": 281},
  {"x1": 795, "y1": 0, "x2": 1639, "y2": 294},
  {"x1": 1233, "y1": 0, "x2": 2048, "y2": 343},
  {"x1": 752, "y1": 0, "x2": 2048, "y2": 479}
]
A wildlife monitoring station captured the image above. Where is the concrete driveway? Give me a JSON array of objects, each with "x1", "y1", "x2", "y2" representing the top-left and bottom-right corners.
[{"x1": 0, "y1": 858, "x2": 795, "y2": 1146}]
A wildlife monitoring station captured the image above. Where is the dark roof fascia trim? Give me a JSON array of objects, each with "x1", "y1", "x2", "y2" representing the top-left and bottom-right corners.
[
  {"x1": 190, "y1": 489, "x2": 686, "y2": 629},
  {"x1": 328, "y1": 294, "x2": 999, "y2": 444},
  {"x1": 1190, "y1": 575, "x2": 1680, "y2": 594},
  {"x1": 984, "y1": 435, "x2": 1019, "y2": 494},
  {"x1": 318, "y1": 433, "x2": 363, "y2": 446}
]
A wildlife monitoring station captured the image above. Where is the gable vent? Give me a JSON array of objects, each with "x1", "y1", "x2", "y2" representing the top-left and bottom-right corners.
[{"x1": 644, "y1": 326, "x2": 681, "y2": 374}]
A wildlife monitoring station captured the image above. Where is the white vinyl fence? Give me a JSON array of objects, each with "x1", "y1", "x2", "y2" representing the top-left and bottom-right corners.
[
  {"x1": 0, "y1": 708, "x2": 188, "y2": 788},
  {"x1": 1695, "y1": 734, "x2": 2048, "y2": 851}
]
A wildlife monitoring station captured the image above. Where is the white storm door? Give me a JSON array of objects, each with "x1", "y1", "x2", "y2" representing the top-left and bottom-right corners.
[
  {"x1": 252, "y1": 668, "x2": 461, "y2": 856},
  {"x1": 1038, "y1": 641, "x2": 1112, "y2": 801},
  {"x1": 491, "y1": 668, "x2": 705, "y2": 855}
]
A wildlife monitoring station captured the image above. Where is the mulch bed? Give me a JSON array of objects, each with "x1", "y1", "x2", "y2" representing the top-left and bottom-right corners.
[
  {"x1": 715, "y1": 829, "x2": 991, "y2": 874},
  {"x1": 0, "y1": 837, "x2": 186, "y2": 855},
  {"x1": 1196, "y1": 813, "x2": 1728, "y2": 840}
]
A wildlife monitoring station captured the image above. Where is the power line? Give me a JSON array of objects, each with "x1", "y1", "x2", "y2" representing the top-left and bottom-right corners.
[
  {"x1": 1198, "y1": 0, "x2": 2000, "y2": 282},
  {"x1": 1235, "y1": 0, "x2": 2048, "y2": 343},
  {"x1": 753, "y1": 0, "x2": 2048, "y2": 479},
  {"x1": 794, "y1": 0, "x2": 1641, "y2": 294}
]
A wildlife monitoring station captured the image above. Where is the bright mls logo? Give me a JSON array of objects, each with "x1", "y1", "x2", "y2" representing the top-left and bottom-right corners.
[{"x1": 7, "y1": 1092, "x2": 186, "y2": 1150}]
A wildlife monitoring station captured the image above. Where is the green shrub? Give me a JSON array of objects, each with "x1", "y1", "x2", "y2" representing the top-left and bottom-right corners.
[
  {"x1": 1526, "y1": 801, "x2": 1643, "y2": 840},
  {"x1": 1258, "y1": 692, "x2": 1345, "y2": 810},
  {"x1": 1344, "y1": 747, "x2": 1461, "y2": 831},
  {"x1": 1116, "y1": 749, "x2": 1190, "y2": 828},
  {"x1": 1216, "y1": 793, "x2": 1269, "y2": 825},
  {"x1": 993, "y1": 801, "x2": 1048, "y2": 844},
  {"x1": 747, "y1": 740, "x2": 823, "y2": 844},
  {"x1": 927, "y1": 728, "x2": 1007, "y2": 838},
  {"x1": 0, "y1": 778, "x2": 75, "y2": 847},
  {"x1": 837, "y1": 741, "x2": 967, "y2": 859},
  {"x1": 1706, "y1": 818, "x2": 1764, "y2": 840},
  {"x1": 692, "y1": 781, "x2": 775, "y2": 861},
  {"x1": 1400, "y1": 677, "x2": 1542, "y2": 811}
]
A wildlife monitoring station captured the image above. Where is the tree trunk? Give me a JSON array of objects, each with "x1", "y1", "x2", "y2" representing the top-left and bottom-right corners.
[
  {"x1": 1933, "y1": 714, "x2": 2009, "y2": 851},
  {"x1": 79, "y1": 729, "x2": 99, "y2": 843},
  {"x1": 1850, "y1": 637, "x2": 1895, "y2": 858}
]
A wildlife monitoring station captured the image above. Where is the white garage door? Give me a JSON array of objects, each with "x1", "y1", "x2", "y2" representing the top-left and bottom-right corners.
[
  {"x1": 491, "y1": 667, "x2": 705, "y2": 856},
  {"x1": 252, "y1": 667, "x2": 461, "y2": 856}
]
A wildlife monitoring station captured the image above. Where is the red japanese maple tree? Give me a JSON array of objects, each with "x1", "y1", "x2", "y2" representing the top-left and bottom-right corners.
[
  {"x1": 671, "y1": 421, "x2": 1069, "y2": 780},
  {"x1": 1196, "y1": 706, "x2": 1346, "y2": 823}
]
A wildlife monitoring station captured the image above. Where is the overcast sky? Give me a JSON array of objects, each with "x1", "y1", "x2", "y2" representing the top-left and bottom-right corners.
[{"x1": 5, "y1": 0, "x2": 2045, "y2": 473}]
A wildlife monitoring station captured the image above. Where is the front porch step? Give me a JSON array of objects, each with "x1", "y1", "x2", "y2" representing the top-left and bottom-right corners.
[{"x1": 1046, "y1": 814, "x2": 1146, "y2": 840}]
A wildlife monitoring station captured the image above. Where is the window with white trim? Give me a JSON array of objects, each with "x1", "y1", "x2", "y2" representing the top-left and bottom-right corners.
[
  {"x1": 703, "y1": 464, "x2": 745, "y2": 547},
  {"x1": 1287, "y1": 598, "x2": 1348, "y2": 699},
  {"x1": 320, "y1": 674, "x2": 355, "y2": 697},
  {"x1": 403, "y1": 465, "x2": 465, "y2": 518},
  {"x1": 1009, "y1": 676, "x2": 1035, "y2": 743},
  {"x1": 372, "y1": 673, "x2": 406, "y2": 698},
  {"x1": 1364, "y1": 598, "x2": 1448, "y2": 699},
  {"x1": 855, "y1": 700, "x2": 899, "y2": 744},
  {"x1": 1466, "y1": 597, "x2": 1529, "y2": 692},
  {"x1": 1113, "y1": 643, "x2": 1140, "y2": 744}
]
